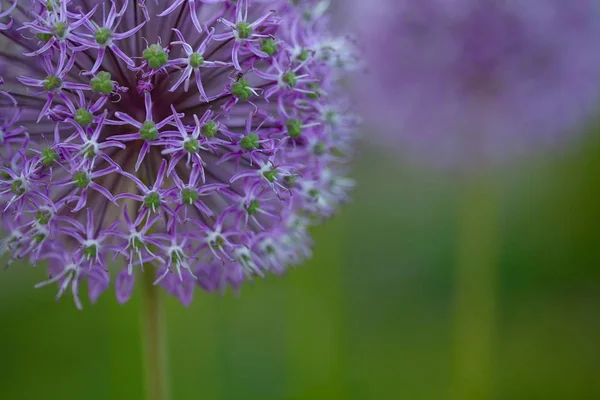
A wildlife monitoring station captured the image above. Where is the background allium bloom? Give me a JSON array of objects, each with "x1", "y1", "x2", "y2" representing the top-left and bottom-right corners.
[
  {"x1": 351, "y1": 0, "x2": 600, "y2": 165},
  {"x1": 0, "y1": 0, "x2": 357, "y2": 308}
]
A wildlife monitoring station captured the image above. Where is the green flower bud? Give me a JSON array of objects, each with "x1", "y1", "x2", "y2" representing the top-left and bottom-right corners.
[
  {"x1": 240, "y1": 133, "x2": 260, "y2": 150},
  {"x1": 83, "y1": 244, "x2": 97, "y2": 259},
  {"x1": 245, "y1": 199, "x2": 260, "y2": 215},
  {"x1": 140, "y1": 120, "x2": 158, "y2": 141},
  {"x1": 282, "y1": 71, "x2": 297, "y2": 87},
  {"x1": 314, "y1": 142, "x2": 326, "y2": 156},
  {"x1": 298, "y1": 49, "x2": 310, "y2": 61},
  {"x1": 189, "y1": 53, "x2": 204, "y2": 68},
  {"x1": 91, "y1": 72, "x2": 114, "y2": 94},
  {"x1": 181, "y1": 188, "x2": 199, "y2": 205},
  {"x1": 283, "y1": 175, "x2": 298, "y2": 188},
  {"x1": 11, "y1": 180, "x2": 25, "y2": 196},
  {"x1": 236, "y1": 22, "x2": 252, "y2": 39},
  {"x1": 94, "y1": 27, "x2": 112, "y2": 45},
  {"x1": 82, "y1": 144, "x2": 97, "y2": 158},
  {"x1": 184, "y1": 138, "x2": 200, "y2": 153},
  {"x1": 201, "y1": 120, "x2": 218, "y2": 137},
  {"x1": 72, "y1": 171, "x2": 90, "y2": 188},
  {"x1": 40, "y1": 147, "x2": 59, "y2": 167},
  {"x1": 231, "y1": 79, "x2": 253, "y2": 101},
  {"x1": 286, "y1": 119, "x2": 303, "y2": 139},
  {"x1": 260, "y1": 38, "x2": 278, "y2": 56},
  {"x1": 143, "y1": 44, "x2": 169, "y2": 69},
  {"x1": 43, "y1": 75, "x2": 62, "y2": 91},
  {"x1": 36, "y1": 209, "x2": 52, "y2": 225},
  {"x1": 143, "y1": 192, "x2": 161, "y2": 211},
  {"x1": 53, "y1": 22, "x2": 67, "y2": 39},
  {"x1": 74, "y1": 108, "x2": 93, "y2": 126},
  {"x1": 263, "y1": 168, "x2": 277, "y2": 182}
]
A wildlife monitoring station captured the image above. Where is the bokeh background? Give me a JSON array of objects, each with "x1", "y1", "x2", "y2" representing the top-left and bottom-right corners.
[
  {"x1": 3, "y1": 0, "x2": 600, "y2": 398},
  {"x1": 1, "y1": 127, "x2": 600, "y2": 399}
]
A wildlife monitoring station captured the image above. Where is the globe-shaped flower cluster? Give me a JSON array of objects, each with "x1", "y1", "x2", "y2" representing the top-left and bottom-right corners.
[
  {"x1": 352, "y1": 0, "x2": 600, "y2": 165},
  {"x1": 0, "y1": 0, "x2": 357, "y2": 307}
]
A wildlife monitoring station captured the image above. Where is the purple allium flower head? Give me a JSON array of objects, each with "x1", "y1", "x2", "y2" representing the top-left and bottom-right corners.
[
  {"x1": 351, "y1": 0, "x2": 600, "y2": 165},
  {"x1": 0, "y1": 0, "x2": 357, "y2": 308}
]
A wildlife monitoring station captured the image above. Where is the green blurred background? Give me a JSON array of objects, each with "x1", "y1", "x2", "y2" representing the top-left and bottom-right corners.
[{"x1": 2, "y1": 130, "x2": 600, "y2": 399}]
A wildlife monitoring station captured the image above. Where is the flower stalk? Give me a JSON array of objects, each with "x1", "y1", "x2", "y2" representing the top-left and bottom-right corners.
[
  {"x1": 453, "y1": 175, "x2": 498, "y2": 400},
  {"x1": 141, "y1": 268, "x2": 171, "y2": 400}
]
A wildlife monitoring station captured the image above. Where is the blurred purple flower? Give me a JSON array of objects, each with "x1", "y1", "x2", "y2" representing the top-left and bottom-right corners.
[
  {"x1": 352, "y1": 0, "x2": 600, "y2": 165},
  {"x1": 0, "y1": 0, "x2": 357, "y2": 308}
]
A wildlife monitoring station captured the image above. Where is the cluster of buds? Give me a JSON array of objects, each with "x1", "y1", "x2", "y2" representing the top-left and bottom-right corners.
[{"x1": 0, "y1": 0, "x2": 358, "y2": 307}]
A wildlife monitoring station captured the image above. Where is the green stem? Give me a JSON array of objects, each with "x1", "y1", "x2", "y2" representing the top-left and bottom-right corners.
[
  {"x1": 141, "y1": 269, "x2": 171, "y2": 400},
  {"x1": 453, "y1": 176, "x2": 498, "y2": 400}
]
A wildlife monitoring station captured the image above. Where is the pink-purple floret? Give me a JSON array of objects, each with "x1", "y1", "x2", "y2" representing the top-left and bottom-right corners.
[{"x1": 0, "y1": 0, "x2": 358, "y2": 308}]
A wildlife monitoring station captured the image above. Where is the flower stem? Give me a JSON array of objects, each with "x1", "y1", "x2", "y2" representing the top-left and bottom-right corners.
[
  {"x1": 453, "y1": 175, "x2": 498, "y2": 400},
  {"x1": 141, "y1": 268, "x2": 171, "y2": 400}
]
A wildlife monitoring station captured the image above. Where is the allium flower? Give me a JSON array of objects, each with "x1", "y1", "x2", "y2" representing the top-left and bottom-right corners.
[
  {"x1": 351, "y1": 0, "x2": 600, "y2": 165},
  {"x1": 0, "y1": 0, "x2": 357, "y2": 308}
]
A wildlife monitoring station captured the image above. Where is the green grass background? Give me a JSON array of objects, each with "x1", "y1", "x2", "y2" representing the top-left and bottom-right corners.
[{"x1": 1, "y1": 132, "x2": 599, "y2": 399}]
